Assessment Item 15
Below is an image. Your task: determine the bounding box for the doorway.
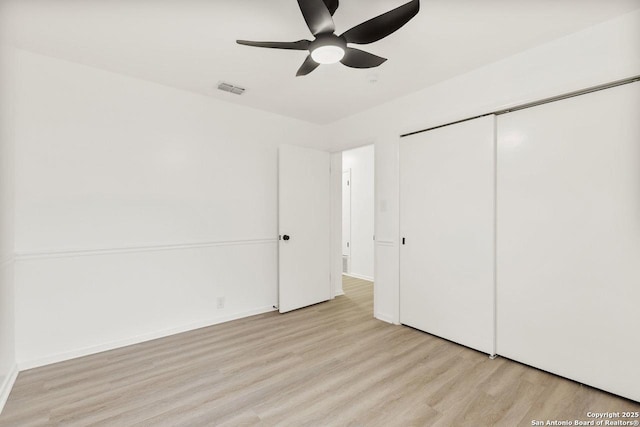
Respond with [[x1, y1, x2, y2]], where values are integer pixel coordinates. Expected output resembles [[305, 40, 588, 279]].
[[341, 145, 375, 291]]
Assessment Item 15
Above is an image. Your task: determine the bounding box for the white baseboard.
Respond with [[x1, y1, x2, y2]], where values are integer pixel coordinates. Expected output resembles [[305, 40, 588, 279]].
[[0, 364, 18, 415], [18, 305, 276, 371], [343, 272, 374, 282], [334, 289, 345, 296]]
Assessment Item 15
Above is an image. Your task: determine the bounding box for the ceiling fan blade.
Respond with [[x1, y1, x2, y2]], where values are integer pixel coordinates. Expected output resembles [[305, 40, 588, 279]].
[[296, 55, 320, 76], [297, 0, 335, 36], [323, 0, 339, 16], [236, 40, 311, 50], [340, 0, 419, 45], [340, 48, 387, 69]]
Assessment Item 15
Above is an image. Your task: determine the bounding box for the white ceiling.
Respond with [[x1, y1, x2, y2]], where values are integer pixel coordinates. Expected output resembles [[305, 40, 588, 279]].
[[3, 0, 639, 124]]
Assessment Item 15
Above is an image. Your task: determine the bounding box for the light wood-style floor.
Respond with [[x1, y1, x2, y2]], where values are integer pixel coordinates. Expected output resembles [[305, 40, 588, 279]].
[[1, 276, 638, 426]]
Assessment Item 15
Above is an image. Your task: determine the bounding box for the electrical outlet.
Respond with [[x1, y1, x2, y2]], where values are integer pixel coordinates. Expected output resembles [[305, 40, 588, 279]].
[[217, 297, 225, 309]]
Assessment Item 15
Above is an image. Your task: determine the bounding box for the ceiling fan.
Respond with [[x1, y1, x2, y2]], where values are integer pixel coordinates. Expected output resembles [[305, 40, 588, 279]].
[[237, 0, 420, 76]]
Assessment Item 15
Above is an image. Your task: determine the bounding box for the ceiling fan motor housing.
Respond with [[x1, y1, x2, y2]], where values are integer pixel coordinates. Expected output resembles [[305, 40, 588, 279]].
[[310, 33, 347, 52]]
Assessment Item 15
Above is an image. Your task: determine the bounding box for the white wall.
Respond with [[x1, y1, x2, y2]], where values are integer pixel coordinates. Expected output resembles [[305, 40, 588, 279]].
[[0, 46, 17, 413], [11, 49, 326, 368], [342, 145, 374, 281], [326, 10, 640, 324], [372, 132, 400, 324]]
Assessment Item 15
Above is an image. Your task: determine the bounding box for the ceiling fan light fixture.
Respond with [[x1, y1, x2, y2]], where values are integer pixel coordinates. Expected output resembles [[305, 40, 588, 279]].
[[311, 44, 345, 64]]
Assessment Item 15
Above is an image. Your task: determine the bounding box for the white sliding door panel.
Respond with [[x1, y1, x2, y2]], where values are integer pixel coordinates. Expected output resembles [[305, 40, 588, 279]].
[[400, 116, 495, 355], [279, 145, 331, 313], [497, 82, 640, 402]]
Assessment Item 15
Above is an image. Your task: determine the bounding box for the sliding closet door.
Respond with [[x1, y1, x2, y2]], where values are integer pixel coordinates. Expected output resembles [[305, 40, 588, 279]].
[[497, 82, 640, 402], [400, 116, 495, 355]]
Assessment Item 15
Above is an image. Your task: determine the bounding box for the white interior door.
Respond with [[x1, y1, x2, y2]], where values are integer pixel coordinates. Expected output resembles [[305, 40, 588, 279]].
[[400, 115, 495, 355], [497, 81, 640, 402], [342, 170, 351, 257], [279, 144, 331, 313]]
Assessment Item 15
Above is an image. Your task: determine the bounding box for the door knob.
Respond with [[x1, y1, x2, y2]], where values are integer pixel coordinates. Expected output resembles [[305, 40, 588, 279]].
[[283, 235, 290, 241]]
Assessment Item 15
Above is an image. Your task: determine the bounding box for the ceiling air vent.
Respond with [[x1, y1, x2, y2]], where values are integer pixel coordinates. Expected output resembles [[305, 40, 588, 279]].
[[217, 82, 246, 95]]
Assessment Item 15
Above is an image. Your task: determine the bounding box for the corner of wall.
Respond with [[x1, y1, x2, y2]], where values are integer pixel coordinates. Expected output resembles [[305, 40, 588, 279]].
[[0, 44, 18, 415]]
